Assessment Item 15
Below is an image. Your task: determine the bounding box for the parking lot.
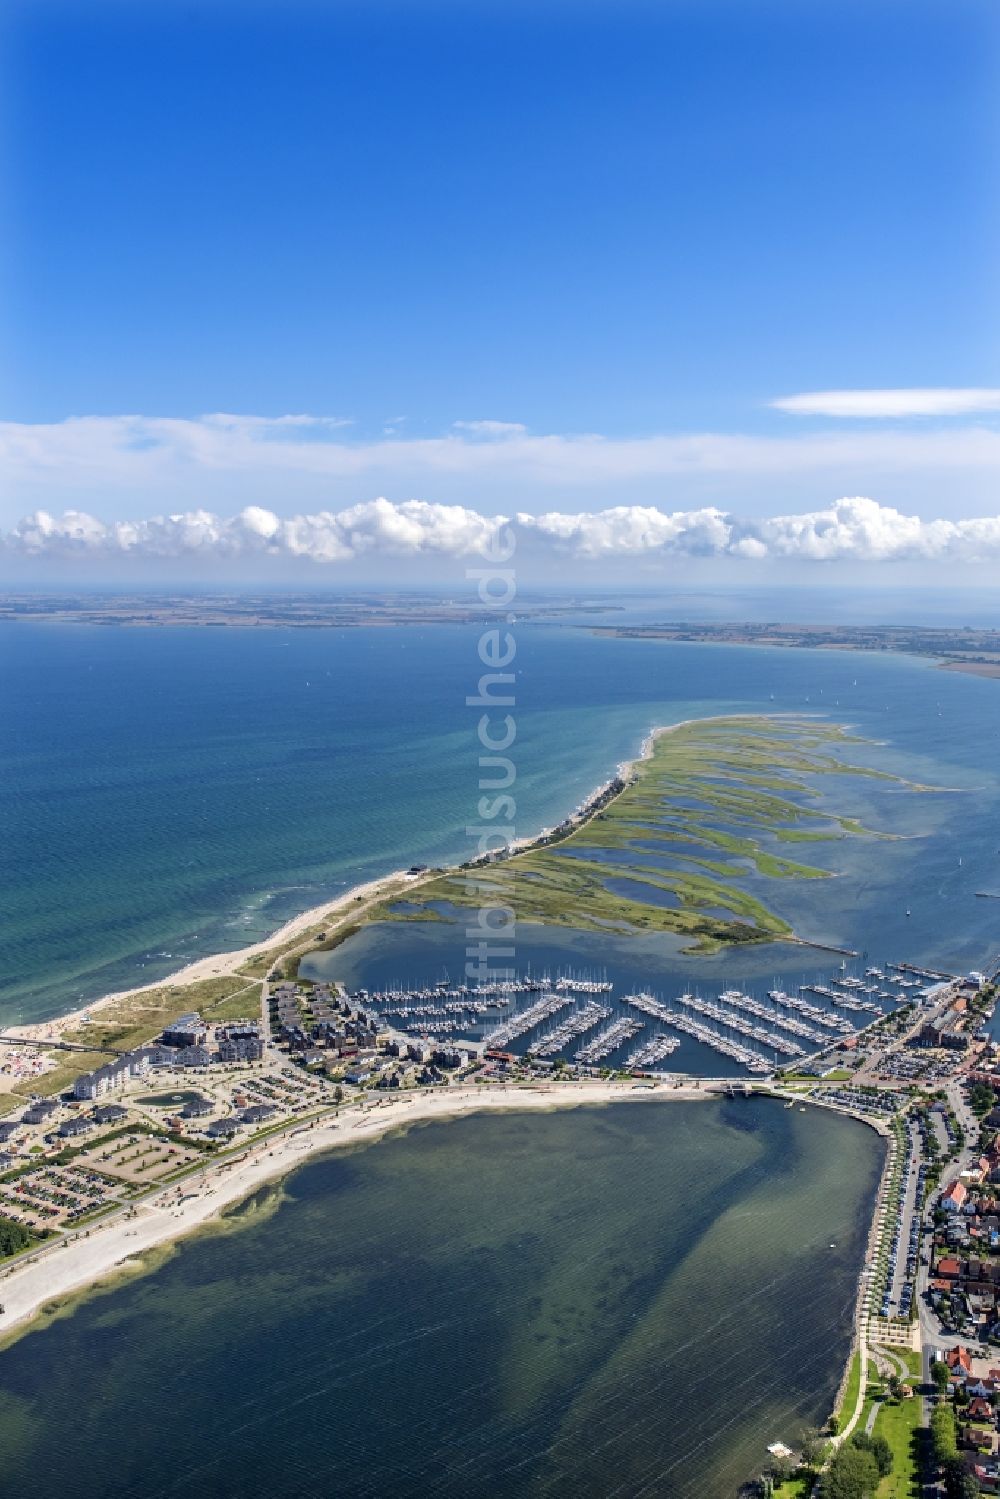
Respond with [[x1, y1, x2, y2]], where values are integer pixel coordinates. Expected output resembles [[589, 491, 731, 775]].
[[78, 1133, 201, 1184], [0, 1161, 128, 1229]]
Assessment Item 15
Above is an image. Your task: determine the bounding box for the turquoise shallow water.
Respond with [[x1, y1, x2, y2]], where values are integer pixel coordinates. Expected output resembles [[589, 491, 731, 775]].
[[0, 1097, 883, 1499], [2, 621, 999, 1024]]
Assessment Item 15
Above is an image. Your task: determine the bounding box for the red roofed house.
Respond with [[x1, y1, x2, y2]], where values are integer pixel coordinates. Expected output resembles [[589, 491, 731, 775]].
[[943, 1182, 969, 1213], [937, 1257, 961, 1279], [946, 1345, 974, 1376], [972, 1462, 1000, 1495]]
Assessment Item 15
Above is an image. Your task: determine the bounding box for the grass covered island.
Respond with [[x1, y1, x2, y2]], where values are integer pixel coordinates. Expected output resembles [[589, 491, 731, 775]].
[[367, 714, 908, 957]]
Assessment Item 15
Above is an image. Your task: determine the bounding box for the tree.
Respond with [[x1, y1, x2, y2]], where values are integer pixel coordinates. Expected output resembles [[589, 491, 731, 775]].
[[968, 1082, 996, 1117], [931, 1403, 960, 1466], [800, 1427, 824, 1466], [0, 1214, 32, 1258], [822, 1444, 881, 1498], [943, 1457, 980, 1499], [933, 1359, 954, 1396], [850, 1431, 893, 1477]]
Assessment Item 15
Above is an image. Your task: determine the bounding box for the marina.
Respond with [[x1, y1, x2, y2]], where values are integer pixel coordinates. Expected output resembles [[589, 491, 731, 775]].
[[673, 992, 806, 1058], [335, 954, 931, 1077]]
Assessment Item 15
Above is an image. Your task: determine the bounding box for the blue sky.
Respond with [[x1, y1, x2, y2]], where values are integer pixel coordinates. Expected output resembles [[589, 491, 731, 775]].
[[2, 0, 999, 577]]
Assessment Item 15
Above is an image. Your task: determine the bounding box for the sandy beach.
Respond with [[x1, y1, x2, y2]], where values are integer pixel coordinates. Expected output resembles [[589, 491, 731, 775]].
[[0, 868, 415, 1053], [0, 1078, 710, 1344]]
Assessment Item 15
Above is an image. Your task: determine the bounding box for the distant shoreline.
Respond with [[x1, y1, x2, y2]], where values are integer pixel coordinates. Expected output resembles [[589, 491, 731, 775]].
[[939, 659, 1000, 679], [588, 622, 1000, 679], [0, 597, 621, 630], [7, 602, 1000, 679]]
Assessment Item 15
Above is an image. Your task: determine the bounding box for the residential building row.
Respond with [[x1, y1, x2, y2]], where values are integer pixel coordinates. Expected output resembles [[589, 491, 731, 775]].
[[72, 1018, 264, 1101]]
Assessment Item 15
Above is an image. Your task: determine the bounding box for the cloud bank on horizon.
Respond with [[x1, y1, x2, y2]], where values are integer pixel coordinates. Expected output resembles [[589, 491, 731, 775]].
[[6, 495, 1000, 567], [3, 392, 999, 574]]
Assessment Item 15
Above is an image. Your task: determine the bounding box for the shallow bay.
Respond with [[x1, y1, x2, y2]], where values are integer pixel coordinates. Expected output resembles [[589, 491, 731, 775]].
[[0, 1096, 882, 1498]]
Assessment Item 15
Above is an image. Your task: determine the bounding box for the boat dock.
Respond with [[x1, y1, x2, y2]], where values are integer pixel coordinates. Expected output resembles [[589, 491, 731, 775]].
[[574, 1017, 642, 1065], [485, 994, 571, 1049], [533, 1001, 610, 1058]]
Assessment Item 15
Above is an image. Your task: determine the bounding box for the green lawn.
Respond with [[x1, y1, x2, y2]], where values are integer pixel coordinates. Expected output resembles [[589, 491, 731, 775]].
[[839, 1348, 865, 1427], [200, 979, 264, 1024], [60, 975, 261, 1054], [872, 1394, 922, 1498], [773, 1478, 814, 1498], [781, 1069, 855, 1083], [775, 1352, 920, 1499]]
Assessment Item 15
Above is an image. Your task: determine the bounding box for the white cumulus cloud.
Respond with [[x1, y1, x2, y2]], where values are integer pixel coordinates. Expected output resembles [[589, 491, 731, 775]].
[[517, 505, 734, 557], [3, 500, 506, 565], [5, 495, 1000, 568]]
